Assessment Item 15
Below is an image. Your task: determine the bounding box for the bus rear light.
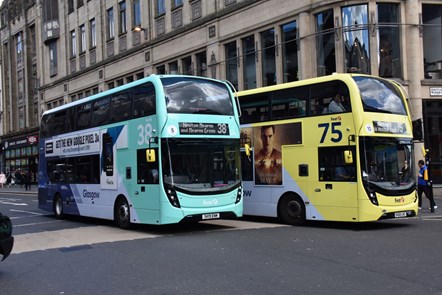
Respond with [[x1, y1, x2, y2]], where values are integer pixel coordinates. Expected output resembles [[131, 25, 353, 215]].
[[235, 186, 242, 204], [165, 187, 181, 208]]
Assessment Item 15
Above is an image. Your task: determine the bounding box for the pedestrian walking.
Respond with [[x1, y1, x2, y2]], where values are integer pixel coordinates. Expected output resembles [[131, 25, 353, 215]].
[[15, 170, 23, 188], [0, 172, 6, 188], [417, 159, 437, 212], [24, 171, 32, 191]]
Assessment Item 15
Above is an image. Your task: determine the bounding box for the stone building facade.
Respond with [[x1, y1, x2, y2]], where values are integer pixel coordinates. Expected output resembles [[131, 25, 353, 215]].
[[0, 0, 442, 184]]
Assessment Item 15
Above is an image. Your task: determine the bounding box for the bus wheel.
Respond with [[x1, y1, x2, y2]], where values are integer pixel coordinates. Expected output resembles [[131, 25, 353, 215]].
[[278, 194, 305, 226], [115, 198, 131, 229], [53, 195, 64, 219]]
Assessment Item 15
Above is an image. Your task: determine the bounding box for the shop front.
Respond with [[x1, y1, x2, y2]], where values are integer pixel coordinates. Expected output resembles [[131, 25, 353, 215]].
[[423, 90, 442, 185], [2, 134, 39, 183]]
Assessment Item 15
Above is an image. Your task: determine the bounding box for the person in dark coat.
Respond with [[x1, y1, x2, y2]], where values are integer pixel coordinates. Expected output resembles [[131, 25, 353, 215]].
[[24, 171, 32, 191]]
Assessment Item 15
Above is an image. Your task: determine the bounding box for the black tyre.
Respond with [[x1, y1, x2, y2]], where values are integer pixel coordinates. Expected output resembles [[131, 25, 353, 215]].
[[115, 198, 131, 229], [278, 194, 306, 225], [53, 195, 64, 219]]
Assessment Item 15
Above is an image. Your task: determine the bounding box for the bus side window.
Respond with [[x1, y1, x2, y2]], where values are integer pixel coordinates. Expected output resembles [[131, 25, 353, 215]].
[[53, 110, 67, 135], [91, 97, 110, 127], [133, 83, 156, 118], [318, 146, 356, 182], [76, 103, 92, 130], [310, 98, 323, 116], [110, 92, 132, 123], [40, 114, 54, 137]]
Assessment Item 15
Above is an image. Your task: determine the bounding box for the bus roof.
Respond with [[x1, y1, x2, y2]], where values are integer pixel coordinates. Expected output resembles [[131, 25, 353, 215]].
[[42, 74, 226, 116], [235, 73, 385, 97]]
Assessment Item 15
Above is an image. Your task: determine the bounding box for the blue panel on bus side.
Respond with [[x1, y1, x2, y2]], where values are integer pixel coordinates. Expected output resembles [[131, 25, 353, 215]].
[[100, 125, 124, 175]]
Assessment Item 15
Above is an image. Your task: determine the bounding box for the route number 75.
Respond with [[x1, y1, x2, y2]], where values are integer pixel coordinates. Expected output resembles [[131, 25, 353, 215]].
[[318, 122, 342, 143]]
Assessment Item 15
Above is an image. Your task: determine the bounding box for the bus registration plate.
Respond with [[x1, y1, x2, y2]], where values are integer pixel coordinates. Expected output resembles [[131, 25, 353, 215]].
[[202, 213, 220, 220], [394, 212, 407, 218]]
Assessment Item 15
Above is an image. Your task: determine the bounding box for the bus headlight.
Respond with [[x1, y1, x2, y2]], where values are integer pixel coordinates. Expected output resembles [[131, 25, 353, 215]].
[[235, 186, 242, 204], [165, 186, 181, 208], [368, 190, 378, 206]]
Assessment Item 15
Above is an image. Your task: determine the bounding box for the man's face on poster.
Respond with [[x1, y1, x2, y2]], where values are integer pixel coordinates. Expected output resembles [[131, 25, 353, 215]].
[[261, 126, 275, 153]]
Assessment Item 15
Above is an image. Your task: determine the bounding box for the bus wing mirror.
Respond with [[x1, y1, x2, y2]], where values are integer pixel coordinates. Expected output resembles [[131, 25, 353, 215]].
[[344, 150, 353, 164], [146, 149, 156, 162], [244, 144, 251, 157]]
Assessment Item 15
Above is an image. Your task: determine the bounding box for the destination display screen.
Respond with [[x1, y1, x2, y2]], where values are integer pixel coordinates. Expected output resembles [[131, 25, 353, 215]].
[[179, 122, 230, 135], [373, 121, 407, 134]]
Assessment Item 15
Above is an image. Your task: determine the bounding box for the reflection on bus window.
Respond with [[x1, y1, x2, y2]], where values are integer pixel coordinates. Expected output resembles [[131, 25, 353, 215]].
[[163, 77, 233, 115]]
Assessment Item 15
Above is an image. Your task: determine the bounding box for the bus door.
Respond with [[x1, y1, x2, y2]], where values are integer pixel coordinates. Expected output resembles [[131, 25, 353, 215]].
[[311, 146, 358, 221], [134, 148, 160, 219]]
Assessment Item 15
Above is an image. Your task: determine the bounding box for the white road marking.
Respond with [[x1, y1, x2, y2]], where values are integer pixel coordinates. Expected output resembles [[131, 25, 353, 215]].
[[0, 201, 27, 206], [9, 209, 45, 215], [13, 220, 63, 227]]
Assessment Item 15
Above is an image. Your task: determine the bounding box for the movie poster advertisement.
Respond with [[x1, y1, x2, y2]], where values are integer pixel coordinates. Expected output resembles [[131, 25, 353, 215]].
[[242, 123, 301, 185]]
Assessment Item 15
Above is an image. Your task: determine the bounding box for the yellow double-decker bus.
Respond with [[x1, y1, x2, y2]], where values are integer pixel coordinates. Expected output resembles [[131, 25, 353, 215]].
[[238, 74, 417, 225]]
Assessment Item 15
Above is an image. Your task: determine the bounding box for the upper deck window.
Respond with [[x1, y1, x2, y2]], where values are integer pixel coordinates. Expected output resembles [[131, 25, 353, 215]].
[[353, 76, 406, 115], [162, 77, 233, 115]]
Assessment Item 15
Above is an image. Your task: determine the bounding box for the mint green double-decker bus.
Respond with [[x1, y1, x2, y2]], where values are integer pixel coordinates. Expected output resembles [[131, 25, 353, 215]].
[[38, 75, 243, 228]]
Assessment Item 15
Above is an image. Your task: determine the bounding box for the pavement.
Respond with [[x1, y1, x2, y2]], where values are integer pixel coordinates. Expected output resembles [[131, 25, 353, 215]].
[[0, 184, 38, 195]]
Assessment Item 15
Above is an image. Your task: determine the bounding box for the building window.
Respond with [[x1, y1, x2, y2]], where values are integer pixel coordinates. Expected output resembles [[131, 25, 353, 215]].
[[225, 41, 238, 90], [90, 18, 96, 48], [422, 4, 442, 80], [172, 0, 183, 9], [30, 25, 36, 57], [68, 0, 74, 13], [316, 9, 336, 76], [133, 0, 141, 27], [281, 21, 298, 82], [182, 56, 192, 75], [107, 8, 115, 40], [342, 5, 370, 74], [19, 107, 25, 129], [196, 51, 207, 77], [242, 35, 256, 90], [169, 61, 178, 74], [261, 28, 276, 86], [77, 0, 84, 8], [49, 41, 58, 76], [119, 1, 127, 34], [157, 0, 166, 15], [156, 65, 166, 74], [80, 24, 86, 53], [15, 32, 23, 64], [377, 4, 401, 79], [70, 30, 76, 57]]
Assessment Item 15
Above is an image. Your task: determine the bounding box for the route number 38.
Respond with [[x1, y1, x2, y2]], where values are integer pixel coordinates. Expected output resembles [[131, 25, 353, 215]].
[[137, 123, 154, 145]]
